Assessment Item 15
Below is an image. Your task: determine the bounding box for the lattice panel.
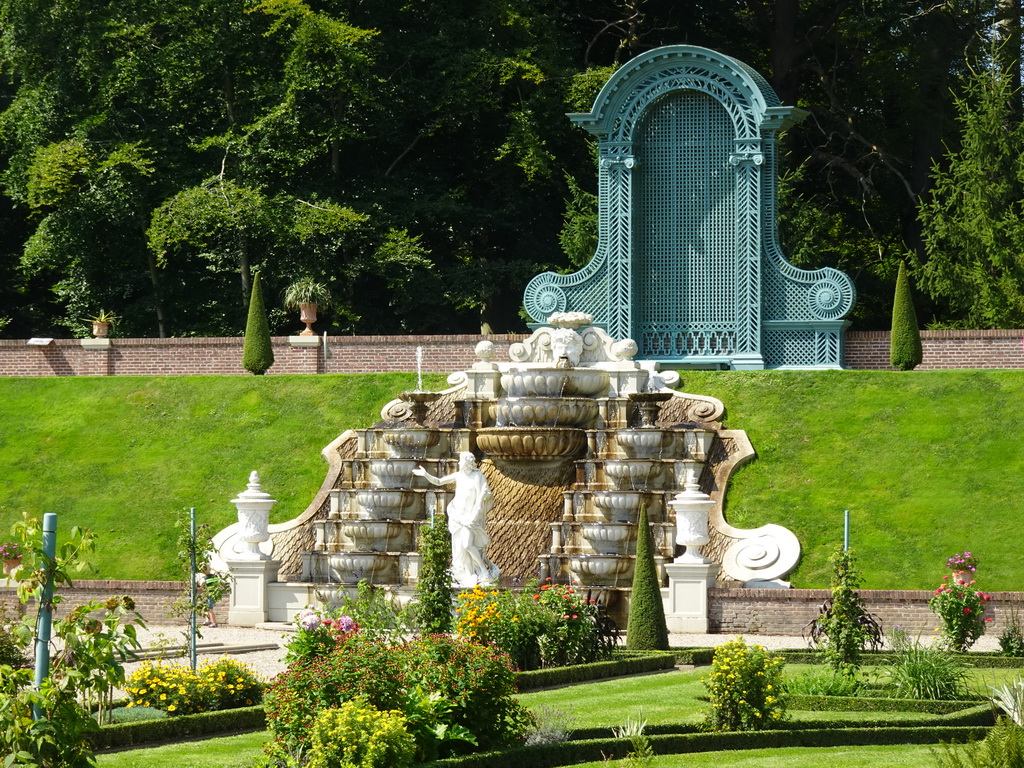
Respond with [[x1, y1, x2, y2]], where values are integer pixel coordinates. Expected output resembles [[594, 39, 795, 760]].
[[763, 329, 818, 367], [635, 91, 736, 358]]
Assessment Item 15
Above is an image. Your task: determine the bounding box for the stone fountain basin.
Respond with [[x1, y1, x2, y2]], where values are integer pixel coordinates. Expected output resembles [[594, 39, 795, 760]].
[[615, 429, 674, 459], [337, 520, 412, 552], [355, 489, 416, 519], [368, 459, 418, 489], [500, 368, 610, 398], [681, 429, 716, 461], [603, 460, 666, 490], [326, 552, 400, 583], [580, 523, 636, 555], [569, 554, 634, 586], [476, 427, 586, 461], [382, 428, 440, 458], [488, 397, 599, 428], [590, 491, 644, 522]]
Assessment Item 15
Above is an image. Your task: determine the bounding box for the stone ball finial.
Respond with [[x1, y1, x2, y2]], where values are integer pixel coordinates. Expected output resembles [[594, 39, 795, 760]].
[[475, 340, 495, 362]]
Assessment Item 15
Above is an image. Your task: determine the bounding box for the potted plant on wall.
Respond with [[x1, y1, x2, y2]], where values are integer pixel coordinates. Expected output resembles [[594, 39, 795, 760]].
[[0, 541, 23, 576], [83, 310, 118, 338], [283, 277, 332, 337]]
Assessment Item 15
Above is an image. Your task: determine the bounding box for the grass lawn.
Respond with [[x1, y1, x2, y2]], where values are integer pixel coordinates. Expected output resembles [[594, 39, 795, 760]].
[[576, 743, 939, 767], [2, 369, 1023, 587], [95, 730, 268, 768], [0, 373, 447, 579]]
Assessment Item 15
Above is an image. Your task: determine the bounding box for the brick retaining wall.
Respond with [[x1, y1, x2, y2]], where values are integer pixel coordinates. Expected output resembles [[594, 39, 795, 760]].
[[4, 580, 1021, 638], [2, 330, 1023, 376], [710, 588, 1024, 636]]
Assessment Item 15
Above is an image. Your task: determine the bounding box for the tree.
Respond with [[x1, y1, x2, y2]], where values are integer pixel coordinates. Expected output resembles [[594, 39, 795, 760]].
[[625, 504, 668, 650], [916, 59, 1024, 328], [890, 261, 923, 370], [242, 271, 274, 375], [413, 515, 453, 635]]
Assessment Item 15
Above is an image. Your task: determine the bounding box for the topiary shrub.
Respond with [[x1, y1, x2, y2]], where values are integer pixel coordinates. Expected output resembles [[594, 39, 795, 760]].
[[242, 271, 274, 375], [625, 505, 669, 651], [890, 261, 923, 371]]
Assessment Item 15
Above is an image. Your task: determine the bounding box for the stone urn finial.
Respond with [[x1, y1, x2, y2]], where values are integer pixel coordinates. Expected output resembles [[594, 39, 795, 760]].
[[230, 470, 277, 560]]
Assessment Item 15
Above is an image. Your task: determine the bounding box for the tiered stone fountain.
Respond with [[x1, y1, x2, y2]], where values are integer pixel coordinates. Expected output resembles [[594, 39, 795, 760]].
[[213, 313, 801, 627]]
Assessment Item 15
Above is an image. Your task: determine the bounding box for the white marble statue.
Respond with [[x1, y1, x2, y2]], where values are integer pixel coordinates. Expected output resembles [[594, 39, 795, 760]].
[[413, 452, 500, 588]]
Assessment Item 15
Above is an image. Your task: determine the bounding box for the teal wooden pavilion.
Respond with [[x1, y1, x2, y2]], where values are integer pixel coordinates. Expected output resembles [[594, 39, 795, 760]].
[[523, 45, 855, 369]]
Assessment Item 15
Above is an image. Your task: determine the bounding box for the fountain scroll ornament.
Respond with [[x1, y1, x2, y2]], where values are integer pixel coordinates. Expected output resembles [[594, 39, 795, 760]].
[[413, 452, 500, 588]]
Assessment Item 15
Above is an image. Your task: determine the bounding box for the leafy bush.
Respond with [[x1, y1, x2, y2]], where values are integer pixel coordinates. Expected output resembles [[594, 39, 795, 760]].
[[1001, 610, 1024, 658], [414, 517, 454, 635], [454, 581, 608, 671], [107, 705, 168, 724], [284, 606, 358, 663], [333, 580, 415, 644], [785, 669, 862, 697], [264, 632, 532, 763], [933, 717, 1024, 768], [805, 547, 882, 674], [885, 629, 970, 700], [125, 657, 263, 715], [702, 638, 786, 731], [930, 576, 992, 651], [0, 604, 29, 669], [306, 699, 416, 768]]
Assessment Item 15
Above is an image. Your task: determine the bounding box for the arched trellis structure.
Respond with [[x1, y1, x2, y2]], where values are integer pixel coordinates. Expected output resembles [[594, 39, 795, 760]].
[[523, 45, 855, 369]]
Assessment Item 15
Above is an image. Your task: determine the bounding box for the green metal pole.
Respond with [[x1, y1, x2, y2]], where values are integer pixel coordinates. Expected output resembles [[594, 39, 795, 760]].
[[32, 512, 57, 719], [190, 507, 197, 671]]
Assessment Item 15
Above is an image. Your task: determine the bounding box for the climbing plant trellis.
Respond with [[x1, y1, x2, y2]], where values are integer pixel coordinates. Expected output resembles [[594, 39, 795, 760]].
[[524, 45, 855, 369]]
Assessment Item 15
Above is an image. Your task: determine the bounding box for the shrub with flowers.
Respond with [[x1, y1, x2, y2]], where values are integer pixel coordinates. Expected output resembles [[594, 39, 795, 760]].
[[263, 632, 532, 763], [283, 606, 359, 663], [454, 580, 608, 670], [946, 551, 979, 577], [930, 576, 992, 652], [125, 657, 263, 715], [702, 637, 786, 731], [306, 699, 416, 768], [0, 541, 23, 561]]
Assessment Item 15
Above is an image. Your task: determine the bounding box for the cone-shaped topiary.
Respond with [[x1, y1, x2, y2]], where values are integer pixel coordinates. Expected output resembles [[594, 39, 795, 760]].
[[242, 272, 275, 375], [625, 504, 669, 650], [890, 261, 922, 371]]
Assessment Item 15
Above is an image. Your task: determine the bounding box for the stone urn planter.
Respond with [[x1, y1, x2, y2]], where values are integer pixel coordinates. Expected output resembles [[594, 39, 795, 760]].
[[3, 559, 19, 576], [284, 277, 332, 337]]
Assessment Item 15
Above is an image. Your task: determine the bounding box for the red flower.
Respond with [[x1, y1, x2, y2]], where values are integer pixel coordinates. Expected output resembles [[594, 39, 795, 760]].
[[986, 617, 993, 622], [963, 608, 971, 614]]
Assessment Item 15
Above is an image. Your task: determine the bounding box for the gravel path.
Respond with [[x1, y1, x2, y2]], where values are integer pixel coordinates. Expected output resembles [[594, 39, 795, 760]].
[[122, 624, 1003, 687]]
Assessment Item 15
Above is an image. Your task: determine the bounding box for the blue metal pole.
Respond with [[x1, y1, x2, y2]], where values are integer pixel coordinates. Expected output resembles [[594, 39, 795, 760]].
[[190, 507, 197, 671], [843, 510, 850, 552], [32, 512, 57, 719]]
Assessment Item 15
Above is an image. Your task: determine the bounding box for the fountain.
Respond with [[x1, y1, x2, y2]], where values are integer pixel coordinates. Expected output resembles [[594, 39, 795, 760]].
[[214, 311, 803, 628]]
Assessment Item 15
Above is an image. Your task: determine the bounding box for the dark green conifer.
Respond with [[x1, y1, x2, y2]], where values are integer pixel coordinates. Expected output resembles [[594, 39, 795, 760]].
[[242, 272, 274, 375], [890, 261, 923, 371], [625, 504, 669, 650], [414, 515, 454, 635]]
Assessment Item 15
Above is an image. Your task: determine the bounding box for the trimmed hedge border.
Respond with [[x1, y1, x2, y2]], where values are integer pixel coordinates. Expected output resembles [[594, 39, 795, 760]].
[[91, 706, 265, 751], [423, 726, 993, 768], [768, 650, 1024, 667], [786, 695, 989, 716], [515, 651, 676, 691]]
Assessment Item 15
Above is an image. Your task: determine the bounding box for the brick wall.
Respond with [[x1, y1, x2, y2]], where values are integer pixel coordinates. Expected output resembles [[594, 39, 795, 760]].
[[845, 329, 1024, 370], [3, 330, 1024, 376], [3, 580, 1021, 638], [0, 335, 526, 377], [710, 588, 1024, 636], [0, 580, 228, 626]]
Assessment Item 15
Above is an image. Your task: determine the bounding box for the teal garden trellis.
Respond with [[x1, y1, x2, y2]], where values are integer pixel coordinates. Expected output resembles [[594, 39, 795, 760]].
[[523, 45, 855, 369]]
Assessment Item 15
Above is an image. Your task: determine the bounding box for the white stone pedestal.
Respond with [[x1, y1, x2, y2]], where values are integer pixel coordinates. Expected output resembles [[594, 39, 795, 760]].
[[226, 559, 280, 626], [662, 560, 719, 633]]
